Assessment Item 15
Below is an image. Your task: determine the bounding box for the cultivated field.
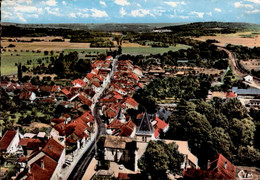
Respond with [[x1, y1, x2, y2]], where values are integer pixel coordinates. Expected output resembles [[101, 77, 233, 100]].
[[2, 41, 92, 51], [193, 32, 260, 47], [122, 44, 190, 55], [1, 51, 53, 75], [1, 36, 190, 75], [240, 59, 260, 71]]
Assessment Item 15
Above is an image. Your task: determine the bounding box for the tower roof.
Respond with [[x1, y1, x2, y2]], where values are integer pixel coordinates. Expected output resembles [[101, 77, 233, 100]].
[[136, 113, 154, 136]]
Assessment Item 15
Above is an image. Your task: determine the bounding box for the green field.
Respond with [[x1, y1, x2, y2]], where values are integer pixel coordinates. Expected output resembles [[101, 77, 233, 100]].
[[1, 52, 56, 75], [122, 44, 191, 55]]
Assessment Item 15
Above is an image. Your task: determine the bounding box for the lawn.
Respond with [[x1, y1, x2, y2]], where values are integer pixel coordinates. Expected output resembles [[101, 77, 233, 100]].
[[122, 44, 191, 55], [1, 51, 55, 75]]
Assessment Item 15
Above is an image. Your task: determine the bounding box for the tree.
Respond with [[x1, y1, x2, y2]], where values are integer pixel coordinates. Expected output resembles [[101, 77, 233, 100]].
[[138, 141, 183, 179], [117, 45, 122, 55], [17, 63, 22, 81]]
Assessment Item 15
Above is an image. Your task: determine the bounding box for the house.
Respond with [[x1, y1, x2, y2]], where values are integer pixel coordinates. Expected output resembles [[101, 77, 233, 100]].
[[123, 97, 139, 110], [244, 75, 253, 83], [151, 115, 169, 138], [106, 56, 113, 61], [18, 138, 43, 156], [0, 130, 21, 156], [232, 87, 260, 98], [133, 65, 143, 77], [16, 138, 65, 180], [19, 91, 37, 102], [183, 154, 236, 180], [164, 140, 199, 169], [104, 135, 138, 171], [72, 79, 86, 87]]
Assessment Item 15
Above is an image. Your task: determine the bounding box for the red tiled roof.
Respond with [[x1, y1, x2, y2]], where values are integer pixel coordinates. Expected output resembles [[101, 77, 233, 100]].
[[18, 138, 41, 147], [117, 124, 134, 137], [114, 94, 123, 100], [42, 138, 64, 161], [184, 154, 236, 180], [106, 56, 113, 59], [19, 91, 32, 100], [39, 97, 56, 104], [129, 73, 139, 81], [18, 156, 27, 162], [134, 65, 143, 71], [209, 154, 236, 179], [226, 92, 236, 98], [107, 110, 117, 118], [107, 119, 123, 129], [40, 85, 59, 92], [54, 122, 66, 136], [61, 88, 70, 95], [92, 81, 101, 88], [51, 118, 65, 124], [118, 173, 131, 180], [86, 73, 94, 80], [124, 97, 139, 108], [136, 113, 143, 119], [29, 155, 57, 180], [78, 94, 93, 106], [152, 117, 168, 138], [0, 130, 17, 150], [72, 79, 86, 87]]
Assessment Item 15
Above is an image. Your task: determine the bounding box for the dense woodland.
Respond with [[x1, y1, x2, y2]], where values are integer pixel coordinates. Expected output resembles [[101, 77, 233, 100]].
[[166, 99, 260, 167]]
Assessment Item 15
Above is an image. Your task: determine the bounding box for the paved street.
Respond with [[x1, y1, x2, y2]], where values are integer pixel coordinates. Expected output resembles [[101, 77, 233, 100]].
[[67, 56, 118, 180]]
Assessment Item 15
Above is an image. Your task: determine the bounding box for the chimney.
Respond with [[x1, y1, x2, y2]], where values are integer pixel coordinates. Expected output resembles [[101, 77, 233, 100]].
[[41, 159, 44, 169], [207, 160, 211, 169]]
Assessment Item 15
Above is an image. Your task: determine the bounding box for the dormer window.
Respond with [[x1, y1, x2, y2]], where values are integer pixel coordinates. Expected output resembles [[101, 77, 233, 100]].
[[224, 161, 227, 169]]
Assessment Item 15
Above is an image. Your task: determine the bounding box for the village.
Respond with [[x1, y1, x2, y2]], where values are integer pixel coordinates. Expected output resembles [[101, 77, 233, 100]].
[[1, 47, 260, 180]]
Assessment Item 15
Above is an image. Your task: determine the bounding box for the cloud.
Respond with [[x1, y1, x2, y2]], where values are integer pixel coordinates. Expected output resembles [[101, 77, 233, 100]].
[[16, 13, 27, 22], [207, 12, 213, 16], [136, 3, 141, 7], [14, 5, 39, 13], [179, 15, 189, 19], [2, 11, 13, 19], [45, 7, 61, 16], [62, 1, 67, 5], [120, 8, 127, 16], [69, 13, 77, 18], [190, 11, 204, 18], [46, 0, 57, 6], [234, 2, 253, 8], [245, 9, 260, 13], [245, 0, 260, 4], [114, 0, 130, 6], [165, 1, 177, 7], [100, 1, 106, 6], [215, 8, 222, 12], [78, 12, 89, 18], [131, 9, 153, 17], [90, 8, 108, 18], [27, 14, 39, 18], [164, 1, 186, 7], [17, 0, 33, 4]]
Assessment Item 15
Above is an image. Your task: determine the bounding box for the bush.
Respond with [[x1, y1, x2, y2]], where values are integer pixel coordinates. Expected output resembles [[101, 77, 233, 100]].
[[8, 44, 15, 48]]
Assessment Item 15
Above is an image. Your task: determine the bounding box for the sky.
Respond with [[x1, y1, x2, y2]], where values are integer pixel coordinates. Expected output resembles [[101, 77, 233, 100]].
[[2, 0, 260, 24]]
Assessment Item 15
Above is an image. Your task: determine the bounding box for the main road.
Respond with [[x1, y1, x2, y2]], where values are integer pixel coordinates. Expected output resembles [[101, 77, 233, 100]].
[[218, 47, 260, 88], [68, 56, 118, 180]]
